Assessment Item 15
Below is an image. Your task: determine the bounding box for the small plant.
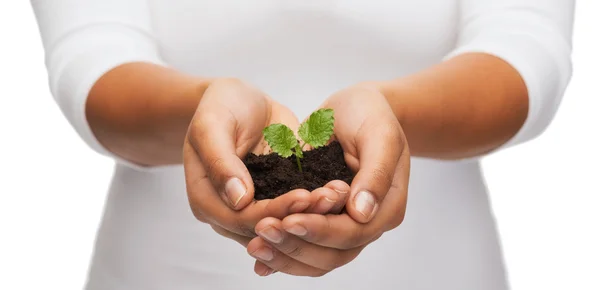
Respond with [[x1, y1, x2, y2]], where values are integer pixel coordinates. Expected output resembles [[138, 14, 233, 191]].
[[262, 108, 335, 172]]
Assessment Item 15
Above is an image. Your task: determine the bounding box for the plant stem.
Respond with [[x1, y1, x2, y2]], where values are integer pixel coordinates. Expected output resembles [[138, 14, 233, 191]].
[[295, 153, 302, 172], [293, 144, 303, 172]]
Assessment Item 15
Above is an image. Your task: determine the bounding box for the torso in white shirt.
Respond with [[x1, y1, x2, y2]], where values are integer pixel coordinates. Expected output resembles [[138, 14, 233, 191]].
[[86, 1, 509, 289]]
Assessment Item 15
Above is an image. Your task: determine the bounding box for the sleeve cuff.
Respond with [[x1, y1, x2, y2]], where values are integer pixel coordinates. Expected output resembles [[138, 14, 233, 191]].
[[443, 30, 572, 161], [49, 25, 170, 171]]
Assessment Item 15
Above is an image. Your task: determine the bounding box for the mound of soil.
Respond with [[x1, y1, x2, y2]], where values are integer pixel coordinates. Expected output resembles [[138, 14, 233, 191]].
[[244, 141, 354, 200]]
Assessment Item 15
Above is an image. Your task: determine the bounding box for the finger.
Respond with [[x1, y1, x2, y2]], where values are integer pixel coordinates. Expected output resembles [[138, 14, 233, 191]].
[[347, 117, 404, 223], [199, 186, 312, 237], [380, 147, 411, 232], [254, 261, 276, 277], [185, 140, 255, 235], [188, 105, 255, 210], [306, 180, 350, 214], [283, 173, 407, 250], [247, 237, 328, 277], [282, 214, 369, 250], [262, 189, 313, 217], [210, 224, 252, 247], [306, 187, 338, 215], [233, 189, 313, 235], [284, 213, 386, 250], [254, 217, 361, 271], [322, 180, 350, 214]]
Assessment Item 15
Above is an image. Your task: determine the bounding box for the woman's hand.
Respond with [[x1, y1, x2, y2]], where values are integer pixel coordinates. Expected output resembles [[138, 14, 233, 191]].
[[183, 78, 349, 245], [247, 84, 410, 276]]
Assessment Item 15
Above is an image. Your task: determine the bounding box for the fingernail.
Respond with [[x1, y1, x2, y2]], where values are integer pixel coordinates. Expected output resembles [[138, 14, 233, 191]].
[[315, 197, 336, 213], [334, 188, 348, 197], [263, 268, 276, 276], [289, 201, 310, 213], [259, 226, 283, 244], [354, 191, 377, 220], [225, 178, 247, 207], [252, 247, 274, 261], [286, 224, 307, 236]]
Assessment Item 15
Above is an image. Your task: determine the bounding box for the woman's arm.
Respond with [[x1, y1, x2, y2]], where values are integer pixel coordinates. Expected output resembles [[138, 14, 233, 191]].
[[31, 0, 208, 167], [380, 53, 528, 159], [377, 0, 574, 159], [87, 63, 211, 166]]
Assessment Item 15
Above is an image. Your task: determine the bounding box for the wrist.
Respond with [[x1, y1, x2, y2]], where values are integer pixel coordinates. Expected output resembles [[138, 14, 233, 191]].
[[350, 79, 409, 125]]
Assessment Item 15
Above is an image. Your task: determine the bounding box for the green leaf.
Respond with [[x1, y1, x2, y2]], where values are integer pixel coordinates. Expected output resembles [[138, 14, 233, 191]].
[[298, 108, 335, 148], [262, 123, 299, 158]]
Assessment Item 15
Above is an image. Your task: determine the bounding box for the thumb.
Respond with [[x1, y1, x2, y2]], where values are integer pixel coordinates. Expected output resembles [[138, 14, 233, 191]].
[[188, 110, 255, 210], [346, 121, 404, 223]]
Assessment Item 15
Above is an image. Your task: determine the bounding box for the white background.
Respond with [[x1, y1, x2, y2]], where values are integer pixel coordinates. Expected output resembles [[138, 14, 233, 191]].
[[0, 1, 598, 289]]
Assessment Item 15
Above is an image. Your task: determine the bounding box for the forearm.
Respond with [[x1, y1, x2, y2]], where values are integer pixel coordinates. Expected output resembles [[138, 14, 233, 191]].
[[87, 62, 212, 166], [378, 53, 529, 159]]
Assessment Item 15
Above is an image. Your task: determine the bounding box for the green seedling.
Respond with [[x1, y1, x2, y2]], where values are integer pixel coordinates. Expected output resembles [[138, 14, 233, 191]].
[[262, 108, 335, 172]]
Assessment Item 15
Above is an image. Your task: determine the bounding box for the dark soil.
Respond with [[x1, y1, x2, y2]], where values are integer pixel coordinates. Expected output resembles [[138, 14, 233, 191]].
[[244, 141, 355, 200]]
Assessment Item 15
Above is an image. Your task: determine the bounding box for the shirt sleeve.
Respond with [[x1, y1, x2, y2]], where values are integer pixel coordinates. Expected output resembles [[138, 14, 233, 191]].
[[445, 0, 575, 158], [31, 0, 166, 169]]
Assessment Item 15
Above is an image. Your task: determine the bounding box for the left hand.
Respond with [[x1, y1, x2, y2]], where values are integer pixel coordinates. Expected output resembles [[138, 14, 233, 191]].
[[246, 84, 411, 276]]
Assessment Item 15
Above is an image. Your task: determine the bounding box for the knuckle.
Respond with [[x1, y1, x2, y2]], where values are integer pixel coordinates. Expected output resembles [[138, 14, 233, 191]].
[[282, 243, 304, 258], [207, 156, 228, 179], [277, 259, 294, 274], [233, 219, 256, 237], [370, 164, 394, 189]]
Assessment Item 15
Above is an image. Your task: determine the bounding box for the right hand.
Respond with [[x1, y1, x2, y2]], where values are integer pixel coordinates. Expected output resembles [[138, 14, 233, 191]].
[[183, 78, 349, 245]]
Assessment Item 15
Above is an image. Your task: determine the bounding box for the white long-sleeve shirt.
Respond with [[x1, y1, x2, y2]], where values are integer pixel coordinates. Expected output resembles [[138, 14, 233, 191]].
[[31, 1, 574, 289]]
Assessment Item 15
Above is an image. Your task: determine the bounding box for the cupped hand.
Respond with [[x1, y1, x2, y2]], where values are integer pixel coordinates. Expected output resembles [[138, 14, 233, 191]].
[[248, 84, 410, 276], [183, 78, 349, 245]]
